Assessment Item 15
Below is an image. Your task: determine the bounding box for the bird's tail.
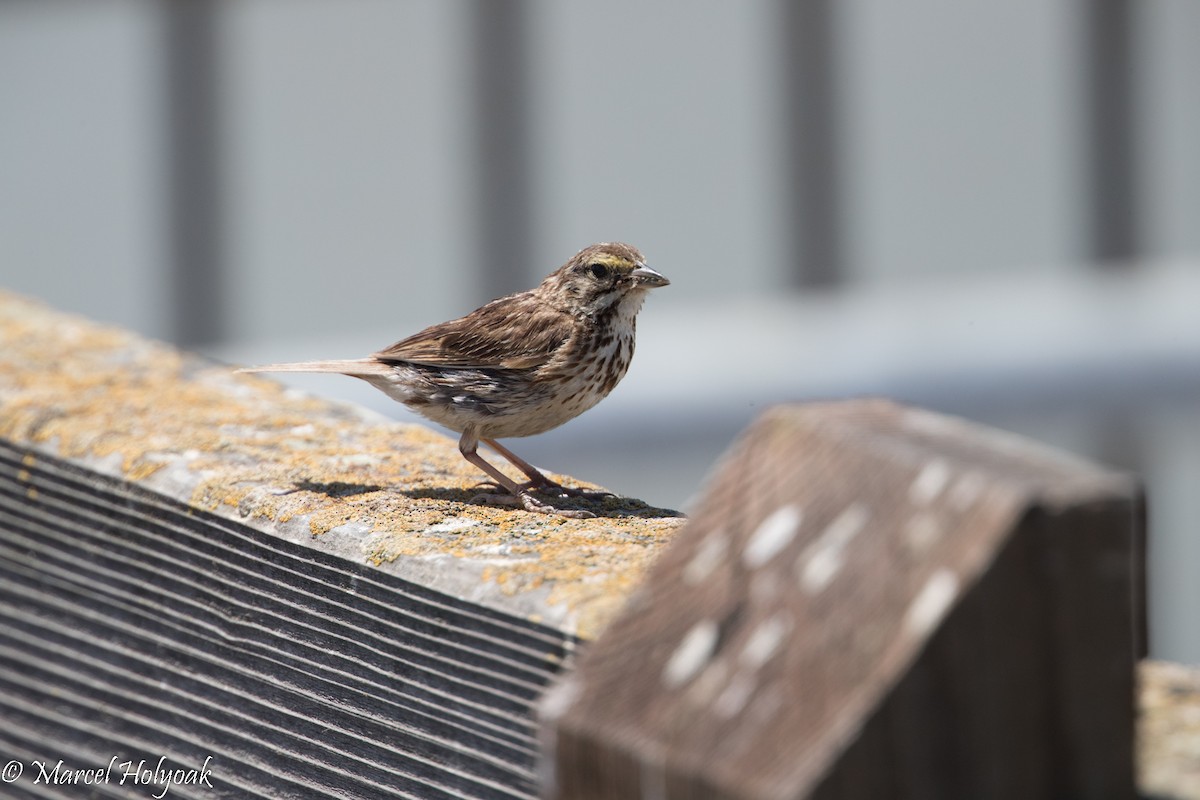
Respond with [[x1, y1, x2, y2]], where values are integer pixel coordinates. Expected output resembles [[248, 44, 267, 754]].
[[237, 358, 392, 377]]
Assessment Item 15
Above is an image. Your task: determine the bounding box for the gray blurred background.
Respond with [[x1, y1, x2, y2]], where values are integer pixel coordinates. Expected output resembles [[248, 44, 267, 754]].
[[2, 1, 1198, 661]]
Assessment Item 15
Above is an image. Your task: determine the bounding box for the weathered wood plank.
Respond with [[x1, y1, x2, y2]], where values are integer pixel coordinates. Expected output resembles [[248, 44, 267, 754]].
[[541, 400, 1143, 800], [0, 290, 685, 641], [0, 289, 683, 798], [1, 441, 563, 798]]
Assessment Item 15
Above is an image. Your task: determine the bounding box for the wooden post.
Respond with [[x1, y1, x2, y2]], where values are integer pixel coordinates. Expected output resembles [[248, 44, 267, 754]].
[[541, 400, 1143, 799]]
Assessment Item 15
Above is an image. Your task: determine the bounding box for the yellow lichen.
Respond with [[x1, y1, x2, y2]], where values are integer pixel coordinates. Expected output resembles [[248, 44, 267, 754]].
[[0, 290, 685, 639]]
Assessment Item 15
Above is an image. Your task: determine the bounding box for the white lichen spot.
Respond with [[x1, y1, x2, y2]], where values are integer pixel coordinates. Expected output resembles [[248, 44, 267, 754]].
[[425, 517, 480, 533], [683, 532, 730, 585], [905, 569, 960, 637], [713, 673, 756, 719], [663, 619, 720, 689], [539, 676, 581, 723], [340, 453, 382, 467], [949, 470, 986, 511], [909, 459, 951, 506], [740, 613, 791, 670], [742, 505, 803, 569], [797, 503, 870, 594]]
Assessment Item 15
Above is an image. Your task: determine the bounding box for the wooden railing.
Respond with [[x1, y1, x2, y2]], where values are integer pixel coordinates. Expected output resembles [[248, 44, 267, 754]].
[[0, 291, 1188, 799]]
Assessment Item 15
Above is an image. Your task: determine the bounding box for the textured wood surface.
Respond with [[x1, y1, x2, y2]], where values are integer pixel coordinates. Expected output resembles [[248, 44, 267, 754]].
[[0, 290, 684, 641], [0, 440, 568, 798], [541, 400, 1143, 800], [0, 289, 682, 797], [0, 291, 1180, 798]]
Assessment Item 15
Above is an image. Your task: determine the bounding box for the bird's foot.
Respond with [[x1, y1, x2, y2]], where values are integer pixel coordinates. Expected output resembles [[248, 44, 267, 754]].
[[470, 489, 596, 519]]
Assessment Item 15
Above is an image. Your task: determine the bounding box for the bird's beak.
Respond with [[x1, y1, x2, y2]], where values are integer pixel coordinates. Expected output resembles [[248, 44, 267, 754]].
[[630, 265, 670, 288]]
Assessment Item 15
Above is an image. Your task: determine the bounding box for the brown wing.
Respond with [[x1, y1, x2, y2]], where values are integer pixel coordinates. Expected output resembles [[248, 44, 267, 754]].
[[372, 295, 573, 370]]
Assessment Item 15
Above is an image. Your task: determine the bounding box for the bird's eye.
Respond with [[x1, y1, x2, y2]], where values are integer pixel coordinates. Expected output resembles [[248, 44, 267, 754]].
[[589, 263, 609, 279]]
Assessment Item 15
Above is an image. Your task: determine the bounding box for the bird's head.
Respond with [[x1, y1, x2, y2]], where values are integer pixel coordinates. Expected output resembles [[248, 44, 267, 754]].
[[540, 242, 669, 318]]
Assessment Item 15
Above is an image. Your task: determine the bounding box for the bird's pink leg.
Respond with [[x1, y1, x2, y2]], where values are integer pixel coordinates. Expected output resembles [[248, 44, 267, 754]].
[[483, 438, 615, 500], [458, 433, 595, 518]]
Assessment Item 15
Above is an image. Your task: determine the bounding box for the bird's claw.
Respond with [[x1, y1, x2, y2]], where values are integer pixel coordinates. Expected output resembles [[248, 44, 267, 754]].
[[470, 490, 596, 519], [477, 478, 611, 499], [521, 492, 596, 519]]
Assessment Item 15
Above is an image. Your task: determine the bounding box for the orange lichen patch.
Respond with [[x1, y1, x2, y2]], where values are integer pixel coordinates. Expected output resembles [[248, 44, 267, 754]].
[[0, 291, 684, 638]]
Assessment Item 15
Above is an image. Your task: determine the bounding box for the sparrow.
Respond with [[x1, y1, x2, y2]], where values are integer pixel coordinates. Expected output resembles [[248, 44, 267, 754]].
[[239, 242, 668, 518]]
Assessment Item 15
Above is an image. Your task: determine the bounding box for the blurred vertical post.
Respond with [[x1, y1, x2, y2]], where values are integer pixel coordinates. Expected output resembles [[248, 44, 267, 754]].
[[1084, 0, 1138, 268], [164, 0, 224, 346], [781, 0, 842, 289], [469, 0, 534, 302]]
